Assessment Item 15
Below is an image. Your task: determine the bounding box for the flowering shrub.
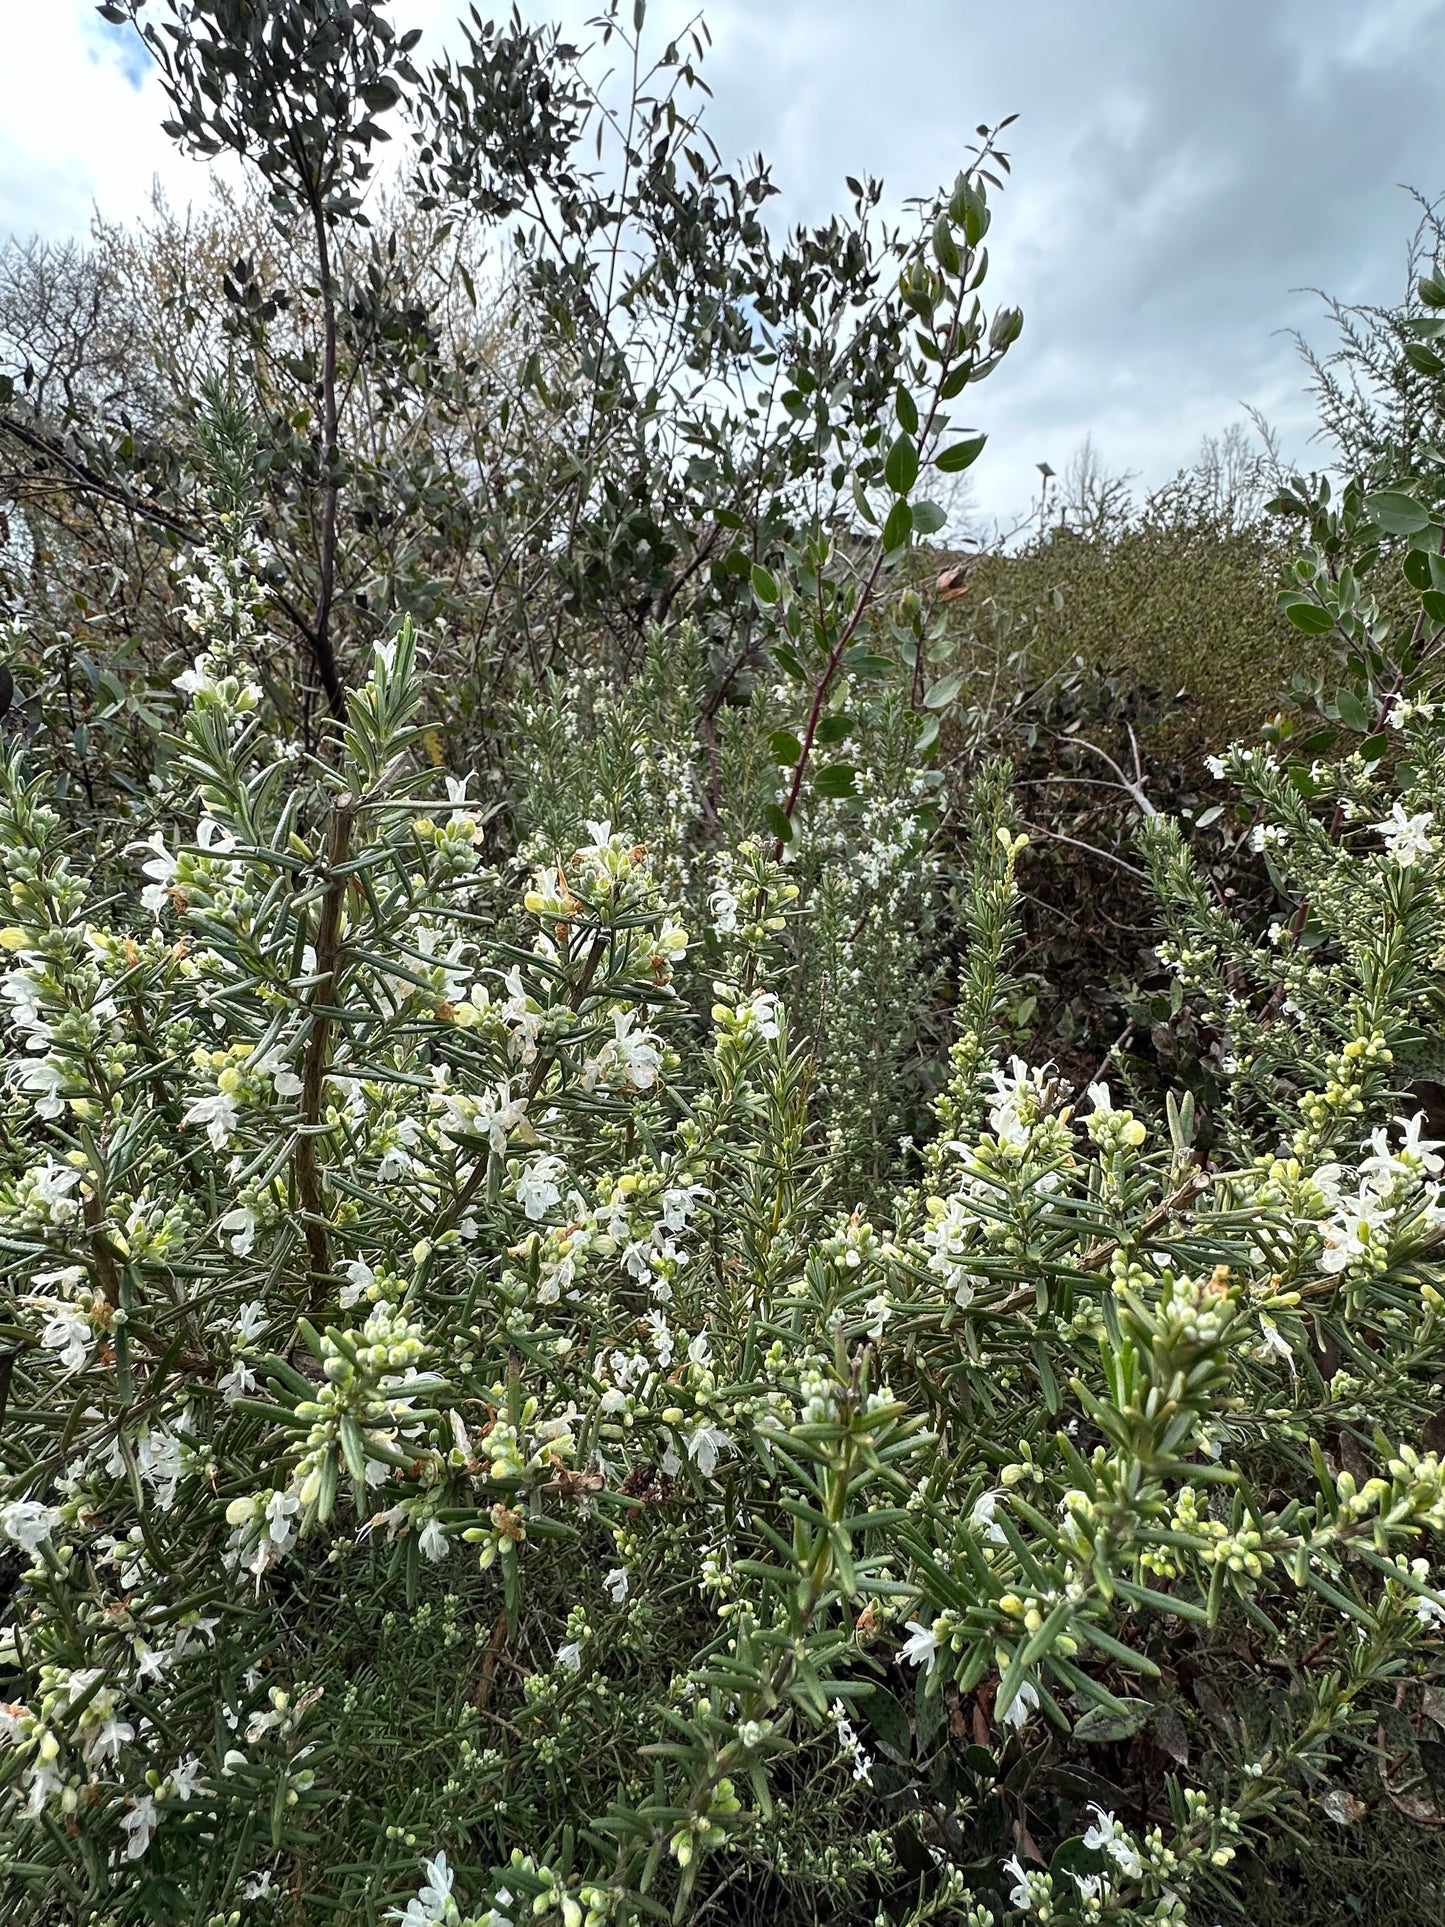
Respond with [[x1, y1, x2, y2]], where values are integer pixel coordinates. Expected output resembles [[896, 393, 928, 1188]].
[[5, 7, 1445, 1918], [4, 481, 1445, 1927]]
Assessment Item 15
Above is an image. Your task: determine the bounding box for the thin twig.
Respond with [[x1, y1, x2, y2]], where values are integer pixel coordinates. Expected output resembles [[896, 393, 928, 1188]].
[[297, 801, 355, 1305]]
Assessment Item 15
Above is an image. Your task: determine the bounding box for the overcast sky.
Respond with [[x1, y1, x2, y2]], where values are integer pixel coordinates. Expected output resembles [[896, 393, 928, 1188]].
[[6, 0, 1445, 523]]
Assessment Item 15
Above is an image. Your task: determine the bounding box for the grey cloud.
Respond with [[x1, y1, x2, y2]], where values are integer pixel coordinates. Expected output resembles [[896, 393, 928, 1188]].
[[614, 0, 1445, 519], [11, 0, 1445, 523]]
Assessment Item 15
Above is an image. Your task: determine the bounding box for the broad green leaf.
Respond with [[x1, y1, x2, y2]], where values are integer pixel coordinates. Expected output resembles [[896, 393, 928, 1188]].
[[1072, 1697, 1152, 1743], [937, 434, 986, 473], [923, 670, 965, 710], [768, 729, 803, 766], [912, 499, 947, 536], [931, 213, 961, 278], [1404, 547, 1434, 590], [751, 563, 780, 604], [862, 1684, 913, 1760], [885, 434, 919, 496], [1281, 598, 1335, 635], [1335, 689, 1371, 733], [1365, 490, 1433, 535], [956, 179, 988, 246], [843, 646, 896, 676], [894, 387, 919, 435], [813, 763, 857, 798], [882, 499, 914, 551], [762, 802, 793, 845]]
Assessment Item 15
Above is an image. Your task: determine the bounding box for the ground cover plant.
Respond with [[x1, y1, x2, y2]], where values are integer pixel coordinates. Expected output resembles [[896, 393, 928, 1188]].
[[6, 5, 1445, 1925]]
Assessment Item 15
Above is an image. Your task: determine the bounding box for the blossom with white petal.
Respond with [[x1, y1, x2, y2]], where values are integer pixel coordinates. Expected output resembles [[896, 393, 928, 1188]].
[[971, 1490, 1008, 1544], [604, 1566, 629, 1604], [219, 1360, 257, 1403], [1001, 1679, 1040, 1729], [685, 1421, 732, 1477], [418, 1517, 449, 1563], [234, 1300, 267, 1343], [138, 834, 178, 914], [386, 1851, 457, 1926], [1003, 1853, 1034, 1911], [121, 1794, 159, 1859], [0, 1699, 31, 1743], [0, 1499, 62, 1554], [31, 1162, 81, 1211], [900, 1620, 938, 1674], [14, 1055, 65, 1119], [182, 1090, 239, 1150], [252, 1050, 303, 1098], [831, 1698, 874, 1785], [1372, 800, 1435, 867], [218, 1205, 257, 1256], [340, 1258, 375, 1309], [137, 1429, 183, 1511], [1082, 1804, 1121, 1852], [133, 1641, 172, 1685], [39, 1305, 93, 1375], [516, 1154, 565, 1224], [87, 1712, 136, 1764], [1257, 1316, 1296, 1375]]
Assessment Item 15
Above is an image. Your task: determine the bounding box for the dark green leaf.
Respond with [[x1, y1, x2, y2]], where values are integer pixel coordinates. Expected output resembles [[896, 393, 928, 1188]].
[[1335, 689, 1371, 733], [843, 647, 895, 676], [762, 803, 793, 846], [957, 180, 989, 246], [914, 1667, 945, 1751], [813, 763, 857, 799], [882, 499, 914, 551], [751, 563, 779, 605], [936, 434, 986, 473], [885, 434, 919, 496], [932, 214, 961, 278], [1072, 1697, 1152, 1743], [1405, 548, 1434, 590], [1282, 599, 1335, 635], [862, 1683, 913, 1761]]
